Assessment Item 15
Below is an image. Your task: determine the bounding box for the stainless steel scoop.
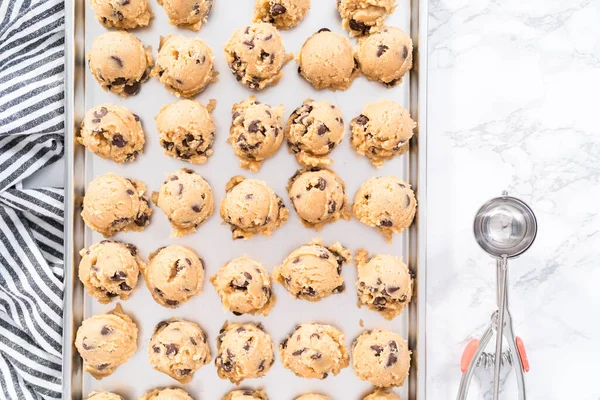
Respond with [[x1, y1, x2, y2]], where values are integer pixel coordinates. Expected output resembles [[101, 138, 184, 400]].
[[457, 191, 537, 400]]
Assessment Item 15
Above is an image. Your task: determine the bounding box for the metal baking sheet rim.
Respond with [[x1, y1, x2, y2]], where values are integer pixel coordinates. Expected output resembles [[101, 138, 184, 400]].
[[61, 0, 429, 398]]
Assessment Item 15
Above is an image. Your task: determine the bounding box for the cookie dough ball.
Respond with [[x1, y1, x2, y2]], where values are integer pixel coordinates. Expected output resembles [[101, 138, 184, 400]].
[[280, 323, 349, 379], [352, 329, 411, 387], [297, 29, 358, 90], [220, 176, 289, 240], [254, 0, 310, 29], [81, 173, 152, 237], [152, 169, 214, 237], [337, 0, 396, 37], [155, 99, 216, 164], [273, 238, 350, 301], [356, 26, 413, 86], [363, 389, 401, 400], [74, 304, 137, 379], [158, 0, 213, 30], [355, 250, 413, 320], [90, 0, 152, 29], [140, 388, 193, 400], [224, 23, 292, 90], [211, 256, 275, 316], [78, 104, 144, 163], [153, 35, 217, 98], [88, 31, 153, 97], [288, 168, 349, 230], [351, 101, 415, 167], [353, 177, 416, 242], [229, 96, 285, 171], [149, 318, 211, 383], [78, 240, 144, 303], [224, 389, 268, 400], [85, 392, 123, 400], [215, 322, 275, 384], [296, 396, 330, 400], [285, 99, 345, 166], [142, 245, 204, 308]]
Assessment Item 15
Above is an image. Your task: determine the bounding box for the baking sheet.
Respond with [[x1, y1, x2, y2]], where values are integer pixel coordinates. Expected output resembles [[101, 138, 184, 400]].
[[63, 0, 427, 398]]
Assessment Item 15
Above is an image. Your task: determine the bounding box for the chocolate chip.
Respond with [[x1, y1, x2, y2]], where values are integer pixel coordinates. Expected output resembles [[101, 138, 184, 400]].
[[318, 28, 331, 33], [82, 340, 93, 350], [374, 296, 387, 306], [93, 107, 108, 119], [110, 55, 123, 68], [112, 77, 127, 86], [257, 359, 265, 372], [123, 81, 140, 95], [379, 219, 393, 227], [370, 345, 384, 356], [349, 19, 368, 34], [96, 363, 110, 371], [178, 368, 192, 376], [120, 0, 130, 5], [243, 39, 255, 49], [186, 258, 192, 266], [192, 204, 202, 213], [189, 336, 197, 346], [293, 257, 301, 263], [153, 345, 160, 353], [333, 283, 345, 293], [165, 343, 179, 356], [119, 282, 132, 291], [232, 311, 242, 316], [405, 194, 412, 207], [387, 353, 398, 367], [292, 348, 305, 356], [311, 352, 322, 359], [386, 286, 400, 294], [322, 372, 329, 379], [134, 213, 149, 227], [319, 251, 330, 259], [262, 286, 271, 297], [316, 177, 327, 190], [260, 49, 271, 61], [302, 286, 316, 297], [243, 272, 252, 280], [328, 200, 337, 214], [243, 338, 253, 351], [165, 299, 179, 306], [248, 120, 261, 133], [245, 193, 254, 200], [109, 271, 127, 282], [222, 360, 233, 372], [126, 189, 134, 195], [100, 326, 113, 335], [263, 34, 273, 41], [389, 340, 398, 353], [317, 124, 329, 136], [402, 45, 409, 59], [270, 3, 286, 16], [355, 114, 369, 125], [377, 44, 389, 57]]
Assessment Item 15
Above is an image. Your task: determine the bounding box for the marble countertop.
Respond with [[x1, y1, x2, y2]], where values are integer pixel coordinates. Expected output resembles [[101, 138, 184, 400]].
[[24, 0, 600, 397]]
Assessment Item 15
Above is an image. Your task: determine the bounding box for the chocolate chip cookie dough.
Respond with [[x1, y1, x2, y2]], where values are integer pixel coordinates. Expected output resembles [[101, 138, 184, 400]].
[[253, 0, 310, 30], [140, 388, 194, 400], [353, 176, 416, 242], [142, 245, 204, 308], [88, 31, 153, 97], [79, 240, 143, 303], [363, 389, 401, 400], [155, 99, 216, 164], [296, 395, 330, 400], [337, 0, 396, 37], [149, 318, 211, 383], [288, 168, 350, 230], [224, 23, 293, 90], [352, 329, 411, 387], [78, 104, 144, 163], [90, 0, 152, 29], [153, 35, 217, 98], [229, 96, 284, 171], [85, 392, 123, 400], [158, 0, 213, 30], [223, 389, 268, 400], [285, 99, 345, 166], [297, 29, 358, 90], [220, 176, 289, 240], [211, 256, 275, 316], [152, 169, 214, 237], [356, 26, 413, 86], [81, 173, 152, 237], [350, 100, 416, 167], [215, 322, 275, 384], [280, 323, 349, 379], [355, 249, 413, 320], [75, 304, 138, 379]]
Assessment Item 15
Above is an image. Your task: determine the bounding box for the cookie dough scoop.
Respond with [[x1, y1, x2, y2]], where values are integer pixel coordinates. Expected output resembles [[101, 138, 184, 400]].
[[81, 173, 152, 237], [153, 35, 218, 98], [353, 176, 416, 242], [139, 388, 194, 400], [337, 0, 397, 37], [88, 31, 153, 97], [288, 167, 350, 230], [352, 329, 411, 387], [74, 304, 138, 379], [152, 168, 214, 237], [220, 176, 289, 240], [224, 22, 293, 90], [142, 245, 205, 308], [297, 28, 359, 91], [351, 100, 416, 167], [148, 318, 211, 383], [90, 0, 152, 29], [158, 0, 213, 30], [229, 96, 285, 171], [363, 389, 401, 400], [223, 389, 268, 400], [85, 392, 124, 400], [78, 104, 145, 163], [295, 395, 331, 400], [78, 240, 144, 303]]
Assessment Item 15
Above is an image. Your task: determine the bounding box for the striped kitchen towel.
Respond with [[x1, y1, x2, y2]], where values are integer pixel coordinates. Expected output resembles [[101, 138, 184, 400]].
[[0, 0, 65, 398]]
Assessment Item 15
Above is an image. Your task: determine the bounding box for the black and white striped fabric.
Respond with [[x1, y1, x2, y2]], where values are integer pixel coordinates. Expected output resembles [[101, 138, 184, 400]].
[[0, 0, 65, 398]]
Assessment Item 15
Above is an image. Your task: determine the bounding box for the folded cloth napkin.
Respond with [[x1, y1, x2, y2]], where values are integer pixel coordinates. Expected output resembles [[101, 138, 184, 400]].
[[0, 0, 65, 398]]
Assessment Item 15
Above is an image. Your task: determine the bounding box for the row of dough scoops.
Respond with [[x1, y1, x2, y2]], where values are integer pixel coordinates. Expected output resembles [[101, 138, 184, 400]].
[[88, 0, 412, 97]]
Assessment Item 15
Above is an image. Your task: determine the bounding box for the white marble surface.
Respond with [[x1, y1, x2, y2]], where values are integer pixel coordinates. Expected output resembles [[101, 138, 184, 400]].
[[427, 0, 600, 398], [23, 0, 600, 398]]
